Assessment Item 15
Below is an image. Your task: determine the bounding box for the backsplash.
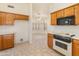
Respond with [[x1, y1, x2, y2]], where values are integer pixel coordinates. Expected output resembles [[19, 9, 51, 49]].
[[0, 25, 14, 34], [48, 25, 79, 36], [0, 20, 29, 44]]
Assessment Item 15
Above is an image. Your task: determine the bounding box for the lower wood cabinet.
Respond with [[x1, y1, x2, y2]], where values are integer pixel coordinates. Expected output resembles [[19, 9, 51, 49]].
[[48, 33, 53, 49], [0, 34, 14, 50], [0, 35, 2, 50], [72, 39, 79, 56], [3, 34, 14, 49]]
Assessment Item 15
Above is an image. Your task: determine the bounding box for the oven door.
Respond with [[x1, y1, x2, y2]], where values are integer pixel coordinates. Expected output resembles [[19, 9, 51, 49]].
[[53, 39, 72, 56]]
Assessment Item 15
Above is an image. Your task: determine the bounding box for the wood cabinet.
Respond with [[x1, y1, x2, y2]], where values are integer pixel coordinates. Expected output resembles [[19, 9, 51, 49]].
[[51, 4, 77, 25], [48, 33, 53, 49], [72, 39, 79, 56], [0, 12, 15, 25], [64, 6, 74, 17], [0, 34, 14, 50], [0, 11, 29, 25], [5, 13, 15, 25], [75, 4, 79, 25], [57, 10, 64, 18], [0, 12, 6, 25], [0, 36, 2, 50], [51, 12, 57, 25], [3, 34, 14, 49], [15, 14, 29, 20]]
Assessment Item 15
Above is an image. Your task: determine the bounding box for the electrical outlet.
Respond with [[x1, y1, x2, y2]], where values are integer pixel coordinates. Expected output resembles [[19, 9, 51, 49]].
[[20, 38, 23, 42]]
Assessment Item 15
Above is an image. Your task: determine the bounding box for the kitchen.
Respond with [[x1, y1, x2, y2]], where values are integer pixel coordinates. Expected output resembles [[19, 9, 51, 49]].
[[0, 3, 79, 56], [48, 3, 79, 56]]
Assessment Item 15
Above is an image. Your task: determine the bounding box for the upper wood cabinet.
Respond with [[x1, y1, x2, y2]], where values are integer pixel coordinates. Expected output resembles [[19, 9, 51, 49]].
[[50, 4, 79, 25], [72, 39, 79, 56], [15, 14, 29, 20], [75, 4, 79, 25], [0, 11, 29, 25], [48, 33, 53, 49], [0, 12, 15, 25], [0, 12, 6, 25], [64, 6, 75, 17], [51, 12, 57, 25], [5, 13, 15, 25], [57, 10, 64, 18]]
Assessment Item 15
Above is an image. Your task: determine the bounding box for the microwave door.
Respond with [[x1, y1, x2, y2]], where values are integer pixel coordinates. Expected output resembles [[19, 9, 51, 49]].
[[57, 16, 75, 25], [57, 18, 65, 25]]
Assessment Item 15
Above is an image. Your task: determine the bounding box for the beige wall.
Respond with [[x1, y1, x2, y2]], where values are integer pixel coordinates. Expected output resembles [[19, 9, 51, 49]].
[[0, 3, 31, 15], [32, 3, 49, 33], [32, 3, 49, 14], [48, 3, 76, 13]]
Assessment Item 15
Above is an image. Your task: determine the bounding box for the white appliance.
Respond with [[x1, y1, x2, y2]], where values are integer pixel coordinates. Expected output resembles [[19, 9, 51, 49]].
[[53, 34, 72, 56]]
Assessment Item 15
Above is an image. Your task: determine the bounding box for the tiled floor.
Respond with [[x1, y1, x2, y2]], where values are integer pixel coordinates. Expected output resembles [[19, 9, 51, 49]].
[[0, 33, 61, 56]]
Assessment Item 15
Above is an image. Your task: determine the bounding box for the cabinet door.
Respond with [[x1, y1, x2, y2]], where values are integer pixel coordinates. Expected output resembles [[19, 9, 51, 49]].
[[72, 39, 79, 56], [64, 6, 74, 17], [0, 12, 6, 25], [48, 33, 53, 49], [75, 4, 79, 25], [15, 14, 29, 20], [0, 35, 2, 50], [5, 13, 15, 25], [51, 12, 57, 25], [57, 10, 64, 18], [3, 34, 14, 49]]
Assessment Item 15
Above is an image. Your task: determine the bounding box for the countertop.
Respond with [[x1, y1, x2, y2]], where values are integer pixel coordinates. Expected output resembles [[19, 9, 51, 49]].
[[48, 31, 79, 40], [0, 32, 14, 35]]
